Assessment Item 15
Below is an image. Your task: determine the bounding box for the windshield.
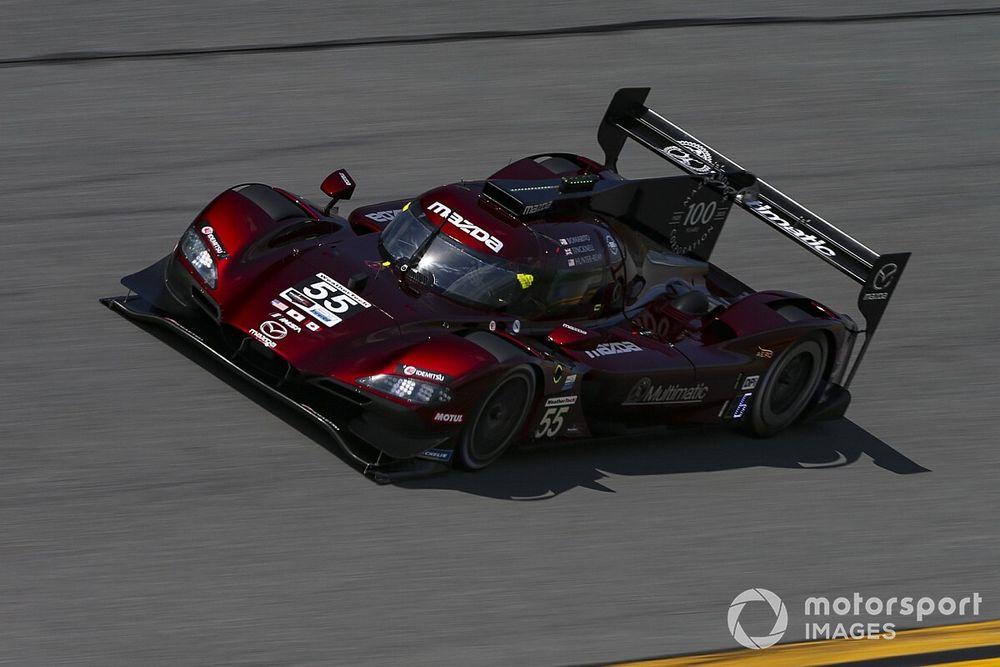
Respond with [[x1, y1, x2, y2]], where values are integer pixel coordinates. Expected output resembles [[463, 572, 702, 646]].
[[379, 204, 435, 264], [380, 203, 618, 319]]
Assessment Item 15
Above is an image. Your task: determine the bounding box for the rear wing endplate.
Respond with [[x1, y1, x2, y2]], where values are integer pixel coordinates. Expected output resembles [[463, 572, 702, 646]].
[[598, 87, 909, 387]]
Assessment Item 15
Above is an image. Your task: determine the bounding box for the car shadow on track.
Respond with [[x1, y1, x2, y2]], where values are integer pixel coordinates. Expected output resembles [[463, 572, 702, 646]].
[[401, 420, 930, 500], [122, 317, 929, 500]]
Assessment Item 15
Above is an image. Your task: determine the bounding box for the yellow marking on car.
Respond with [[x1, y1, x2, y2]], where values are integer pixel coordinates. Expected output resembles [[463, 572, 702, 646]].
[[516, 273, 534, 289], [610, 619, 1000, 666]]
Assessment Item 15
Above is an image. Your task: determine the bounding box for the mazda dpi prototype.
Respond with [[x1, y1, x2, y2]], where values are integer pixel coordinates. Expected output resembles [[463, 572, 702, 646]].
[[103, 88, 909, 482]]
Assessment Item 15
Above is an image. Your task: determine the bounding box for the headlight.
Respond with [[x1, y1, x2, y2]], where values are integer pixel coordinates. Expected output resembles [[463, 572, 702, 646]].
[[180, 227, 217, 288], [357, 374, 452, 405]]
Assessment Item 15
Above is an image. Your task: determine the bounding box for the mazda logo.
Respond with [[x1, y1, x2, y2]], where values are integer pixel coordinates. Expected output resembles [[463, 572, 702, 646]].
[[873, 263, 899, 291], [259, 320, 287, 340]]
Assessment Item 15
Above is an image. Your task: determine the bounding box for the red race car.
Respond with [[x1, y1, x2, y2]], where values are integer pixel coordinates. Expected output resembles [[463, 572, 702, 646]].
[[102, 88, 909, 483]]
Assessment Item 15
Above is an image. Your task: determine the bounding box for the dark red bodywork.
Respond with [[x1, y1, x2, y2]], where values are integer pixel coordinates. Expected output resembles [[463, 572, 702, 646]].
[[103, 149, 849, 474]]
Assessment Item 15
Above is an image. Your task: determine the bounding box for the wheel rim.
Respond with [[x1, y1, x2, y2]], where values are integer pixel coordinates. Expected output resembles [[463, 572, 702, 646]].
[[470, 375, 531, 461], [769, 353, 815, 415], [758, 339, 825, 430]]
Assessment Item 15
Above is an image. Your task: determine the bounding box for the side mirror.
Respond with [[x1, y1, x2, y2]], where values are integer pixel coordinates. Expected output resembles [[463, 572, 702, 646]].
[[320, 169, 356, 214]]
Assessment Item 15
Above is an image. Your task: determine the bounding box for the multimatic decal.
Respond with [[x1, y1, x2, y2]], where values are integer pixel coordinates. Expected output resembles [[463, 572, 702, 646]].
[[745, 200, 836, 257], [623, 377, 709, 405]]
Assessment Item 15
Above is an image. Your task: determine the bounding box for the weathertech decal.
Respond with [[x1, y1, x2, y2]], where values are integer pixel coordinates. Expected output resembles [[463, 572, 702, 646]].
[[535, 395, 578, 438], [427, 201, 503, 253], [746, 200, 835, 257], [544, 395, 578, 408], [623, 378, 709, 405]]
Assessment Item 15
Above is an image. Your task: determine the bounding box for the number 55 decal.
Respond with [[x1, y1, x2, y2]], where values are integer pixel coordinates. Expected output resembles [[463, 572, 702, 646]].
[[534, 396, 577, 439]]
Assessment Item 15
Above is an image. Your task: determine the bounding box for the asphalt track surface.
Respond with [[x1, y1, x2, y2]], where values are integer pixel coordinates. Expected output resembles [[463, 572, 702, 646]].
[[2, 3, 1000, 665]]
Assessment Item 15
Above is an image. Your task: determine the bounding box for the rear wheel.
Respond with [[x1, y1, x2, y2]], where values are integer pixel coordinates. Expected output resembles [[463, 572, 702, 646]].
[[455, 367, 535, 470], [749, 335, 828, 436]]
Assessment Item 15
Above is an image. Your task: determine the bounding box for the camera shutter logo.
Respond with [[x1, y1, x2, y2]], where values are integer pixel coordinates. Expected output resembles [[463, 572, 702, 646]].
[[727, 588, 788, 650]]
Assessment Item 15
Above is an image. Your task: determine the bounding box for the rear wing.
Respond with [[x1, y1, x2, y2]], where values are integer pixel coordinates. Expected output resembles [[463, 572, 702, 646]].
[[598, 87, 909, 387]]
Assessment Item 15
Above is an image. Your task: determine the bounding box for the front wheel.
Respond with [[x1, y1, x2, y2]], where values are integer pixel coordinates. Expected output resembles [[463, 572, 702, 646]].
[[454, 367, 536, 470], [748, 335, 828, 437]]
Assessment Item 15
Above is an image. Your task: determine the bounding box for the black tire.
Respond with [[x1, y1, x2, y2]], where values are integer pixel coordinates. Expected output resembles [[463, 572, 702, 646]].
[[748, 335, 828, 437], [454, 366, 536, 470]]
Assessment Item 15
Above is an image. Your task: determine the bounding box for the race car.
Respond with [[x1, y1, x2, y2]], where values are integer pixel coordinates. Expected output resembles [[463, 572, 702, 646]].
[[102, 88, 909, 483]]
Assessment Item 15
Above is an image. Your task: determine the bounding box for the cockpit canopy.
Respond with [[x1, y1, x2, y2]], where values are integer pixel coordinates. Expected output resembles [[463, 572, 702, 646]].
[[379, 200, 624, 321]]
